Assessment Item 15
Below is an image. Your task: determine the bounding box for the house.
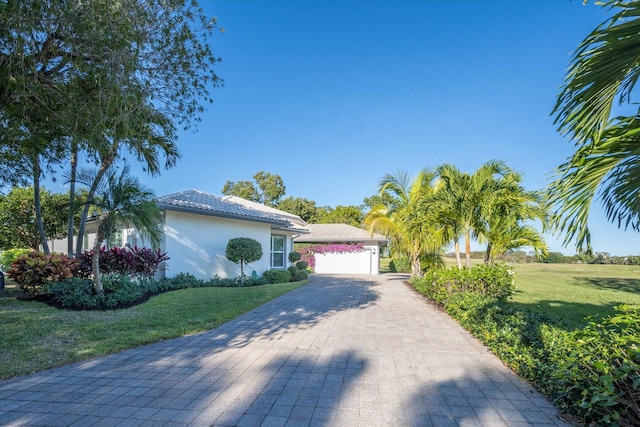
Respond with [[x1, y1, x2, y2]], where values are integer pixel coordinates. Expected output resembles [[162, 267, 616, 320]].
[[70, 190, 308, 280], [293, 224, 387, 275]]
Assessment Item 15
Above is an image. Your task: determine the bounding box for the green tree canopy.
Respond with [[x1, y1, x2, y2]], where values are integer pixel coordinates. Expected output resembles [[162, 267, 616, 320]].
[[253, 171, 286, 207], [0, 0, 222, 255], [0, 187, 78, 251], [277, 197, 322, 223], [316, 205, 364, 227], [222, 171, 286, 207], [365, 170, 445, 277], [222, 181, 260, 203]]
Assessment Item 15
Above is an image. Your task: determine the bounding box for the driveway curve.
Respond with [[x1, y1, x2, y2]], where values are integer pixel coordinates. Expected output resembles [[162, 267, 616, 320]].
[[0, 274, 568, 426]]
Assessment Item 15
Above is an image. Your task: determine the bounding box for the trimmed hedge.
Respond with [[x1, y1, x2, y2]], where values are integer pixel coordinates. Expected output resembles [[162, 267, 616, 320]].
[[262, 269, 291, 284], [412, 263, 515, 304], [411, 266, 639, 427]]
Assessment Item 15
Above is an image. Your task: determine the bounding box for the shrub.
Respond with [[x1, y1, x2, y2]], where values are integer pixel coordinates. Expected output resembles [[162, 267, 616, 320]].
[[7, 252, 78, 296], [287, 266, 308, 282], [130, 246, 170, 278], [389, 257, 410, 273], [441, 293, 639, 427], [75, 246, 169, 278], [295, 260, 309, 271], [0, 248, 31, 271], [46, 277, 95, 309], [288, 251, 302, 263], [262, 269, 290, 284], [413, 264, 515, 305], [47, 274, 147, 310], [556, 306, 639, 426]]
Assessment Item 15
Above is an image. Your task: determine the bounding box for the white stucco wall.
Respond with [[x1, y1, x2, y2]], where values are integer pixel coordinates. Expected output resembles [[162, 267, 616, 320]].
[[313, 245, 380, 275], [51, 211, 297, 281], [163, 211, 295, 280]]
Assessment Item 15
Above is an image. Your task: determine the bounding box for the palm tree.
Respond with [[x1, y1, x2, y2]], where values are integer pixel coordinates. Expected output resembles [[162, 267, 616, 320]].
[[480, 171, 549, 264], [364, 170, 444, 277], [433, 160, 510, 268], [79, 165, 162, 293], [550, 0, 640, 251]]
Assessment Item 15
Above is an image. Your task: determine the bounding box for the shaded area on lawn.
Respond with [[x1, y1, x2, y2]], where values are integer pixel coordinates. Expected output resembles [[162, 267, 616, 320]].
[[509, 298, 632, 331], [573, 276, 640, 294]]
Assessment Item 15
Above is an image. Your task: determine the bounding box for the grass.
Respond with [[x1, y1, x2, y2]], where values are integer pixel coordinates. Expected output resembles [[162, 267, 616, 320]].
[[508, 262, 640, 329], [0, 280, 308, 380]]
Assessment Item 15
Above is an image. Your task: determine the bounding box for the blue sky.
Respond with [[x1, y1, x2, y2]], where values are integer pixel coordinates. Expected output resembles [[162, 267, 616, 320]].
[[128, 1, 636, 255]]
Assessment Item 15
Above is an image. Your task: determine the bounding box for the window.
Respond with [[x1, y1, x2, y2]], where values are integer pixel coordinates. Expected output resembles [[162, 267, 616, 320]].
[[271, 235, 285, 269]]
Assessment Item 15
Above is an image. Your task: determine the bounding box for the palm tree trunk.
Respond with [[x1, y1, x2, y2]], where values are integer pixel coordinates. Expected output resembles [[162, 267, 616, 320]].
[[410, 254, 422, 277], [67, 145, 77, 256], [92, 232, 103, 294], [454, 238, 462, 269], [465, 231, 472, 268], [33, 156, 50, 255], [484, 242, 492, 265], [76, 150, 117, 253]]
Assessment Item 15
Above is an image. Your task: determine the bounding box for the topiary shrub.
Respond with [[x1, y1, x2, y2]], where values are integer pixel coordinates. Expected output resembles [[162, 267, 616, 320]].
[[295, 260, 309, 270], [226, 237, 263, 285], [288, 251, 302, 264], [7, 252, 78, 296], [262, 269, 290, 284]]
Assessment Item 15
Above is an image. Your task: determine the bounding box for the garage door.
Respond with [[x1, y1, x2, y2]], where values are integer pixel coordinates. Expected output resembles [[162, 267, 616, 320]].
[[314, 249, 375, 274]]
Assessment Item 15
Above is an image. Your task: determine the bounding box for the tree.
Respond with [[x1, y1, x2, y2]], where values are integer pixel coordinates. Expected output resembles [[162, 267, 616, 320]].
[[222, 171, 286, 207], [0, 187, 75, 250], [363, 193, 398, 213], [225, 237, 263, 285], [222, 181, 260, 203], [479, 171, 548, 264], [549, 0, 640, 251], [433, 160, 511, 268], [277, 197, 322, 223], [0, 0, 222, 255], [364, 170, 445, 277], [253, 171, 286, 207], [79, 166, 162, 294], [317, 205, 364, 227]]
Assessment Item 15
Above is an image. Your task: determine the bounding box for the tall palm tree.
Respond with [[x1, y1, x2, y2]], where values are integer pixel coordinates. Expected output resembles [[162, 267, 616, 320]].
[[433, 160, 510, 268], [364, 170, 444, 277], [550, 0, 640, 251], [79, 165, 162, 293], [480, 171, 549, 264]]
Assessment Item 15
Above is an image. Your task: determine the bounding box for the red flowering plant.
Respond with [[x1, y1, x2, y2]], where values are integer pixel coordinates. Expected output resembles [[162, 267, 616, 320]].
[[297, 243, 364, 269]]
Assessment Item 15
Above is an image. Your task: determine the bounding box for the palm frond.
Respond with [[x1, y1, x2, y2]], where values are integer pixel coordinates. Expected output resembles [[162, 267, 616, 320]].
[[553, 1, 640, 143]]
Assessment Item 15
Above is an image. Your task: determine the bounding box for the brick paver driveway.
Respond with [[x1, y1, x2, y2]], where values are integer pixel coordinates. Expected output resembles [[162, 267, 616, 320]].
[[0, 274, 568, 426]]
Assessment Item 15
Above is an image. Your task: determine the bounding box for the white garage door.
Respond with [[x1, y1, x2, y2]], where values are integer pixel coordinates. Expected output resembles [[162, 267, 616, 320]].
[[313, 248, 378, 274]]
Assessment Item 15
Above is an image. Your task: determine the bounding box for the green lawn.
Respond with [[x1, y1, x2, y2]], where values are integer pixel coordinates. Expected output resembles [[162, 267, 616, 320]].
[[0, 280, 308, 380], [509, 262, 640, 329]]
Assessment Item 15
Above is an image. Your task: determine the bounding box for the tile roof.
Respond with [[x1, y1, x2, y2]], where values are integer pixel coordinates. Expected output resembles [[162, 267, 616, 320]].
[[155, 189, 308, 232], [294, 223, 387, 245]]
